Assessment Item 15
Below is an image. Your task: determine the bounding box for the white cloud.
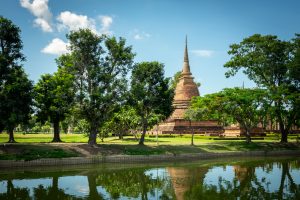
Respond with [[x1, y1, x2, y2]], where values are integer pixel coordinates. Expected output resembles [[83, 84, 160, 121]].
[[57, 11, 97, 34], [134, 34, 142, 40], [132, 29, 151, 40], [57, 12, 113, 35], [41, 38, 69, 55], [34, 18, 52, 32], [99, 15, 113, 35], [20, 0, 53, 32], [20, 1, 114, 34], [191, 50, 214, 57]]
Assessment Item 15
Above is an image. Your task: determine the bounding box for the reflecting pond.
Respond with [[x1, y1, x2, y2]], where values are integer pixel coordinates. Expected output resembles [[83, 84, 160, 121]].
[[0, 157, 299, 199]]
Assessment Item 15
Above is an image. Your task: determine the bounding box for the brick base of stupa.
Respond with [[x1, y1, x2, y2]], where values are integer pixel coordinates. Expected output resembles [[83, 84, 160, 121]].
[[149, 119, 224, 136], [222, 126, 266, 137]]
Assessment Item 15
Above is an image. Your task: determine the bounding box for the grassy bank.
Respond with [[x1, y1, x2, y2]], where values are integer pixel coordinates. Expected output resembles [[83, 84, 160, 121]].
[[0, 132, 298, 144], [0, 144, 79, 161], [0, 133, 299, 161]]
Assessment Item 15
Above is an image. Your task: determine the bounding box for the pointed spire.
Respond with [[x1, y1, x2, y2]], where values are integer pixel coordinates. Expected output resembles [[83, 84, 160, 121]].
[[184, 35, 189, 62], [182, 35, 191, 75]]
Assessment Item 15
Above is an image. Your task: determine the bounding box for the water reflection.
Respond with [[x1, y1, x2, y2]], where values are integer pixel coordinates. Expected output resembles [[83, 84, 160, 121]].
[[0, 158, 299, 199]]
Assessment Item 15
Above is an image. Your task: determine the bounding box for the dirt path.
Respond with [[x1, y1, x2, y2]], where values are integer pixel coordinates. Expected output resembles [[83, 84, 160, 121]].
[[49, 143, 93, 157]]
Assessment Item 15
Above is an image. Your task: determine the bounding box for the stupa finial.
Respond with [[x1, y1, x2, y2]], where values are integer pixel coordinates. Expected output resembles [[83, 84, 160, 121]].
[[182, 35, 191, 74]]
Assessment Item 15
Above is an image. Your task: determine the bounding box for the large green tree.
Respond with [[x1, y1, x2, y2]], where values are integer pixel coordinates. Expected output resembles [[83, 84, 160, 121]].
[[224, 34, 300, 142], [130, 62, 174, 145], [190, 88, 266, 143], [34, 65, 75, 142], [0, 16, 33, 142], [67, 29, 134, 145], [103, 106, 140, 140]]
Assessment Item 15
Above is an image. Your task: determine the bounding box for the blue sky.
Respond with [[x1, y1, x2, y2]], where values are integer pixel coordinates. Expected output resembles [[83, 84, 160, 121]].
[[1, 0, 300, 95]]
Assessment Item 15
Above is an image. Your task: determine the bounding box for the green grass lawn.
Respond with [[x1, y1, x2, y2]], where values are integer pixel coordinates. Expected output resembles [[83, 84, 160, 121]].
[[0, 133, 299, 161], [0, 132, 298, 146], [0, 133, 90, 143]]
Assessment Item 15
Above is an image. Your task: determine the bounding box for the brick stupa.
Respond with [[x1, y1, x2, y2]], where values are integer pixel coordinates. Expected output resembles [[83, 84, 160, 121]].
[[170, 36, 199, 119], [155, 37, 223, 135]]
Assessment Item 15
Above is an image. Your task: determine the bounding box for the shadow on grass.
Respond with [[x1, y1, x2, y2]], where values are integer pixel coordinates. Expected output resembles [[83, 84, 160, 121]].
[[200, 144, 232, 151], [0, 144, 79, 161], [96, 143, 207, 156], [109, 137, 169, 143]]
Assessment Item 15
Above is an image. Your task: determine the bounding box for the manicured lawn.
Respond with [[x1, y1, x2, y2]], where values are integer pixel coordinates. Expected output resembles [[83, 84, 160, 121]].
[[0, 132, 298, 146], [0, 133, 90, 143], [0, 133, 299, 161]]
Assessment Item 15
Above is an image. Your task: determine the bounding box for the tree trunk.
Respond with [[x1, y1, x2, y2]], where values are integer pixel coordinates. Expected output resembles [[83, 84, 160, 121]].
[[245, 128, 251, 143], [7, 179, 13, 195], [190, 120, 194, 146], [52, 176, 58, 189], [276, 103, 289, 143], [52, 120, 62, 142], [88, 125, 98, 146], [118, 132, 123, 140], [50, 176, 59, 199], [280, 128, 288, 143], [286, 163, 297, 193], [88, 174, 103, 200], [139, 118, 147, 145], [7, 127, 16, 143], [278, 161, 288, 199]]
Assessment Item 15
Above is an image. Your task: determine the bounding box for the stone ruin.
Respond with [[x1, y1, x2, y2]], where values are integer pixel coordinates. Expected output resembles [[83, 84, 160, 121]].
[[153, 37, 224, 135]]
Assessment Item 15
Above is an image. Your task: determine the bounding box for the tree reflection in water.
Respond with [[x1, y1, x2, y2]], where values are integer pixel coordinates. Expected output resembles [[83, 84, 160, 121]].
[[33, 176, 75, 200], [0, 158, 299, 200], [182, 159, 300, 200], [95, 168, 165, 199], [0, 179, 30, 200]]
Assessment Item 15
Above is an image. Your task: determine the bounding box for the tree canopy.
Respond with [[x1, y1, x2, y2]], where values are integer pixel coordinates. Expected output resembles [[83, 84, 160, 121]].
[[189, 88, 267, 143], [224, 34, 300, 142], [130, 62, 174, 145], [67, 29, 135, 145], [0, 16, 33, 142], [34, 64, 75, 142]]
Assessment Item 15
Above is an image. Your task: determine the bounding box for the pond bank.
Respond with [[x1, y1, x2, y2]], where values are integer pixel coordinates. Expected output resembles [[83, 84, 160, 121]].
[[1, 149, 300, 168]]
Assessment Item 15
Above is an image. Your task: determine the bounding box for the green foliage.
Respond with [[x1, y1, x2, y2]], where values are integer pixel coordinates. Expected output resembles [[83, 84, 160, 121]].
[[1, 67, 33, 126], [0, 16, 25, 78], [34, 68, 75, 123], [190, 88, 267, 143], [0, 17, 33, 142], [34, 65, 75, 142], [130, 62, 174, 145], [72, 119, 89, 134], [67, 29, 135, 145], [95, 168, 164, 199], [189, 93, 234, 126], [0, 16, 33, 142], [41, 121, 51, 133], [224, 34, 300, 142], [100, 106, 141, 140], [170, 71, 181, 89], [289, 34, 300, 90]]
